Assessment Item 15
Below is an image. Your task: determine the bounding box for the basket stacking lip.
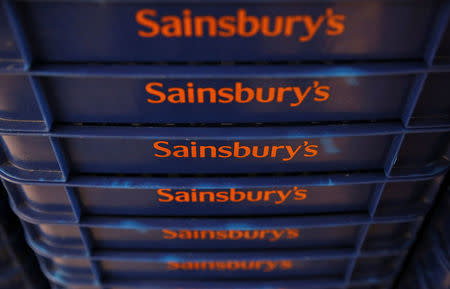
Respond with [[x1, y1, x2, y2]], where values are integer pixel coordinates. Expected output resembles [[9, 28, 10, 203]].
[[45, 277, 395, 289], [47, 280, 392, 289]]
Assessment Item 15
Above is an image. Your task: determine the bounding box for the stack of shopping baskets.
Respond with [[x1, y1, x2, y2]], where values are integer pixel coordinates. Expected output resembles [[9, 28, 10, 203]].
[[0, 0, 449, 288]]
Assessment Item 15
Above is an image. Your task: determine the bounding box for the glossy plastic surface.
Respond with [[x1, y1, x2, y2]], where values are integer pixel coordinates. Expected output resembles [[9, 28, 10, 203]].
[[0, 0, 448, 131], [35, 251, 401, 285], [12, 172, 442, 289], [0, 0, 447, 63], [0, 123, 448, 182], [20, 216, 421, 254], [3, 172, 445, 221], [0, 64, 448, 130]]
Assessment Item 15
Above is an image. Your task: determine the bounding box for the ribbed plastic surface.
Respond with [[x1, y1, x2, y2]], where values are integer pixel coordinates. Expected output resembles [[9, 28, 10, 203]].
[[19, 217, 420, 252], [0, 1, 449, 289], [2, 172, 445, 220], [0, 124, 448, 182], [3, 170, 441, 288], [0, 0, 449, 131], [0, 0, 447, 63], [0, 65, 449, 130]]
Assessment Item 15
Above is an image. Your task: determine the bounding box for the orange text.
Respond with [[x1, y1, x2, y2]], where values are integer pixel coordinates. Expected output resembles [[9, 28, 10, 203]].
[[146, 81, 330, 107], [136, 8, 346, 42], [167, 259, 293, 272], [162, 228, 299, 242], [157, 187, 307, 204], [153, 141, 319, 160]]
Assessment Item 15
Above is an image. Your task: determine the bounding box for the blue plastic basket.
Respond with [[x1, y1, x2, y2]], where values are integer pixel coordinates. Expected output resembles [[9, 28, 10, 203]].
[[3, 171, 443, 289], [0, 0, 449, 65], [18, 215, 421, 254], [5, 173, 443, 289], [0, 64, 449, 131], [0, 1, 447, 131], [0, 2, 447, 289], [2, 171, 445, 221], [34, 250, 404, 286], [0, 123, 448, 182]]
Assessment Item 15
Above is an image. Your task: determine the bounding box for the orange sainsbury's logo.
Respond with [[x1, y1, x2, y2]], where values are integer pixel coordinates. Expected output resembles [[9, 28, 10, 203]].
[[145, 81, 331, 106], [156, 187, 308, 204], [167, 259, 293, 272], [136, 8, 346, 42], [162, 228, 300, 242], [153, 141, 319, 160]]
